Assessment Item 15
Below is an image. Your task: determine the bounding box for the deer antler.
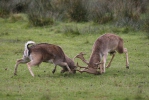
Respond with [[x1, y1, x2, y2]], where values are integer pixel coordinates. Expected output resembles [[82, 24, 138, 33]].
[[76, 62, 88, 69], [76, 62, 101, 75], [74, 52, 89, 65], [75, 62, 88, 73], [74, 52, 102, 75]]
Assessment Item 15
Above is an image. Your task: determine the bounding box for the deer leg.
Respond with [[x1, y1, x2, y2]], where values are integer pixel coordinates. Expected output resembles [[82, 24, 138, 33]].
[[102, 54, 108, 73], [14, 58, 29, 75], [64, 63, 72, 73], [58, 62, 72, 73], [52, 65, 57, 74], [124, 48, 129, 69], [27, 62, 35, 77], [106, 53, 116, 68], [27, 58, 41, 77], [98, 62, 103, 74]]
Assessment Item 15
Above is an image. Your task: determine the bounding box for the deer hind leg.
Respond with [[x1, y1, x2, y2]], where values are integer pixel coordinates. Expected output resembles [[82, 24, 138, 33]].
[[106, 52, 116, 68], [14, 58, 29, 75], [27, 61, 39, 77], [27, 57, 42, 77], [124, 48, 129, 69], [27, 63, 34, 77]]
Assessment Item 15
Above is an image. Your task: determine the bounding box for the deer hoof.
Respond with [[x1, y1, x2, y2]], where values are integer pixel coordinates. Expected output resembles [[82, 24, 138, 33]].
[[95, 71, 101, 75], [60, 69, 66, 73], [126, 66, 129, 69], [52, 70, 55, 74], [69, 71, 73, 74], [14, 73, 17, 76], [106, 65, 110, 68]]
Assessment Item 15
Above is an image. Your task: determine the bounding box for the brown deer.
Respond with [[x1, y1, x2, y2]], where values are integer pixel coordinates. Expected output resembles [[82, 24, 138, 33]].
[[14, 41, 76, 77], [75, 33, 129, 74]]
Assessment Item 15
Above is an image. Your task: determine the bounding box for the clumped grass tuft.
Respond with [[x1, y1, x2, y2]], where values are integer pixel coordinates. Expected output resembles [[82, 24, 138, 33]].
[[88, 0, 113, 24], [84, 39, 90, 44], [28, 15, 54, 26], [27, 0, 54, 26], [8, 14, 25, 23], [143, 17, 149, 38], [40, 94, 51, 100], [66, 0, 88, 22], [112, 27, 131, 34], [63, 25, 80, 36], [0, 32, 9, 36]]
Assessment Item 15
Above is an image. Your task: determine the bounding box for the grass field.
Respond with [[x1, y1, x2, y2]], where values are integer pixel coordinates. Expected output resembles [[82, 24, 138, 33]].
[[0, 17, 149, 100]]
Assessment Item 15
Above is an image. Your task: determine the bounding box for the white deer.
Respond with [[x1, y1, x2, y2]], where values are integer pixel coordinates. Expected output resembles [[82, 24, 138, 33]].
[[75, 33, 129, 74]]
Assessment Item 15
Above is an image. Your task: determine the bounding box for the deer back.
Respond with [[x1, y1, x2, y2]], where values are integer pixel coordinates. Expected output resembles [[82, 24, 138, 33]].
[[29, 43, 66, 62]]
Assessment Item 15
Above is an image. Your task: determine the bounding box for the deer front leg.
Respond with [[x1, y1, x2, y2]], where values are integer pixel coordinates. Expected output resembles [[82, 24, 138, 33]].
[[98, 63, 103, 74], [58, 62, 72, 73], [52, 65, 57, 74], [102, 54, 108, 73]]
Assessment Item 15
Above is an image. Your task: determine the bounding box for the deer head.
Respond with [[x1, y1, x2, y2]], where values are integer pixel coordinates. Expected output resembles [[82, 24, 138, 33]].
[[74, 52, 102, 75]]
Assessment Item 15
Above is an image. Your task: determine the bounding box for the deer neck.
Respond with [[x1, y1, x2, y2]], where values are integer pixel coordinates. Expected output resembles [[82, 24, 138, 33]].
[[88, 51, 101, 68], [65, 55, 74, 66]]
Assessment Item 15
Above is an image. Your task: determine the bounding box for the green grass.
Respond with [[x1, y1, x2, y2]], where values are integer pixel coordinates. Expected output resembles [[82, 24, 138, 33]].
[[0, 17, 149, 100]]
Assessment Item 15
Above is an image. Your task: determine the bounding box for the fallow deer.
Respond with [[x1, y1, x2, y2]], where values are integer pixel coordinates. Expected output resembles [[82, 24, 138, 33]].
[[14, 41, 76, 77], [75, 33, 129, 74]]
